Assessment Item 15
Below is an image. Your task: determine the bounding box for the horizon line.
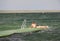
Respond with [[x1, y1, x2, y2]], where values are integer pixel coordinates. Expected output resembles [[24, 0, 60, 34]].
[[0, 10, 60, 13]]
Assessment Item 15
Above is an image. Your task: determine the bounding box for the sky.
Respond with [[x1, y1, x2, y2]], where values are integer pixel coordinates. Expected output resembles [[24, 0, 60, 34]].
[[0, 0, 60, 10]]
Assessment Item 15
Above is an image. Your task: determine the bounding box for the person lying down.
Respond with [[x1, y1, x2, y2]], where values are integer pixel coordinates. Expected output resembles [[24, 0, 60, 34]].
[[31, 22, 48, 29]]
